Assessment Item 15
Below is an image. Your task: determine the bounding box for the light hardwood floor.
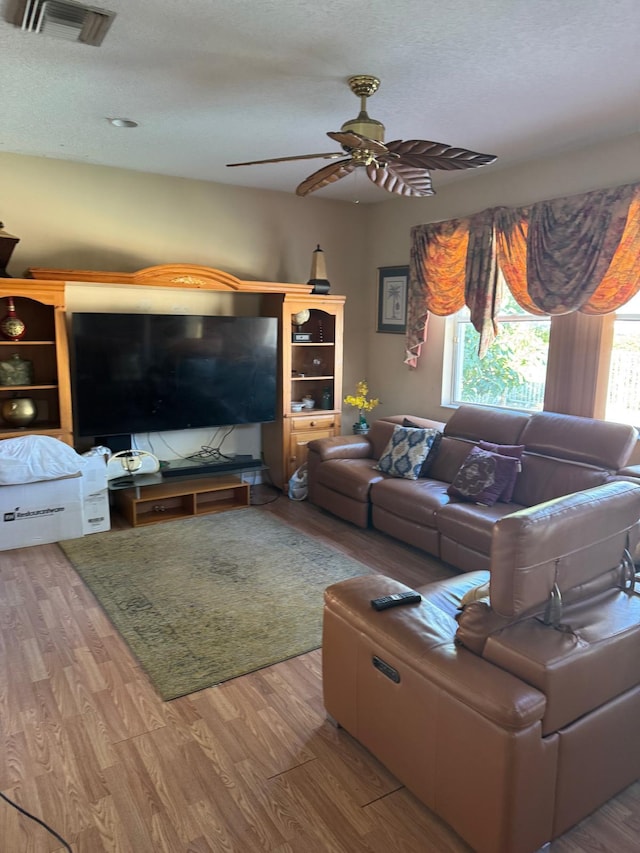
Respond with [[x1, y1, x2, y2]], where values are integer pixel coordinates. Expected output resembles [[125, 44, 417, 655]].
[[0, 486, 638, 852]]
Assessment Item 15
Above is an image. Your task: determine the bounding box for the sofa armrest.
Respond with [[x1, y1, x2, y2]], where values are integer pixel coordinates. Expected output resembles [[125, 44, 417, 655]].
[[307, 434, 373, 462]]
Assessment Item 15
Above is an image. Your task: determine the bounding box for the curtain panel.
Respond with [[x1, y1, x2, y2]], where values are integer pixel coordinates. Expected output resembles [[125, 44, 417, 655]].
[[406, 181, 640, 367]]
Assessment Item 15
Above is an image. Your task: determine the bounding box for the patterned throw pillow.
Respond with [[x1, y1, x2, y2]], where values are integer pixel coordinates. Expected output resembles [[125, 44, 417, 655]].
[[478, 440, 525, 502], [447, 446, 521, 506], [403, 418, 443, 476], [376, 425, 439, 480]]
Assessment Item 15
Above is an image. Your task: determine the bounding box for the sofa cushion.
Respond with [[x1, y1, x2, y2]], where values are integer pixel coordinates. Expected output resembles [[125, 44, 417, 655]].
[[315, 458, 385, 502], [519, 410, 637, 469], [443, 404, 529, 445], [427, 435, 477, 483], [376, 425, 439, 480], [511, 453, 609, 507], [371, 476, 451, 528], [483, 589, 640, 734], [437, 499, 517, 556], [478, 440, 524, 502], [447, 446, 522, 506]]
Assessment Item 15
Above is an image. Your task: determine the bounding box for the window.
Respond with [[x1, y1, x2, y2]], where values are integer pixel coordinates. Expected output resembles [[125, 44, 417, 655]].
[[605, 291, 640, 426], [446, 290, 551, 412]]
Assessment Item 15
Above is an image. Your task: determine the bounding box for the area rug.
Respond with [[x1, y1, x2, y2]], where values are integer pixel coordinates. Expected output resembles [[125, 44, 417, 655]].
[[58, 509, 377, 700]]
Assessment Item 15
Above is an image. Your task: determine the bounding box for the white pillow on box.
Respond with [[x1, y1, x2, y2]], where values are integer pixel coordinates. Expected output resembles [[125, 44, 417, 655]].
[[0, 435, 86, 485]]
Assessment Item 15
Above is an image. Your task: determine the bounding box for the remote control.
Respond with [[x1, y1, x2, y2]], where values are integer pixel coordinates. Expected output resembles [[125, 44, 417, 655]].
[[371, 591, 422, 611]]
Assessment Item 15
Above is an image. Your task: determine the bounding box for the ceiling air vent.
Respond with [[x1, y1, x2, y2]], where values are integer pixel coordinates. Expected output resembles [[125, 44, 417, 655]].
[[8, 0, 115, 46]]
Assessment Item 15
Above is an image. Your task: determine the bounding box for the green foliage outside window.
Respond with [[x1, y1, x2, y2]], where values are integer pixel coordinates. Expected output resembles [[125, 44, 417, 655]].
[[454, 292, 550, 411]]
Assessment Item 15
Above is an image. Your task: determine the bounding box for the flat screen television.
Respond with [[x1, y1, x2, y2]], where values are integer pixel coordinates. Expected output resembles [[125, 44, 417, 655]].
[[70, 312, 278, 437]]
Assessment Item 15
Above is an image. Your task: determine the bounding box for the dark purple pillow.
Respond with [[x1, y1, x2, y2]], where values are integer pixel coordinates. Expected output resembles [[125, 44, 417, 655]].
[[478, 440, 525, 502], [447, 446, 521, 506]]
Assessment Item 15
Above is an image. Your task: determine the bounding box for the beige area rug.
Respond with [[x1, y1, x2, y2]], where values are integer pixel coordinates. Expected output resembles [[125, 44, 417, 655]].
[[59, 508, 378, 700]]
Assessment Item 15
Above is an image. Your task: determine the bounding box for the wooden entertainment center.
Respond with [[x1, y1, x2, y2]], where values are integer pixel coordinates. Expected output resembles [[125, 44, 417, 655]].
[[2, 264, 345, 513]]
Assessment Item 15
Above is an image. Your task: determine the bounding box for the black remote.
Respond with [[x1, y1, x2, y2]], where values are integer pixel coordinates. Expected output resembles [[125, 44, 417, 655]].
[[371, 591, 422, 611]]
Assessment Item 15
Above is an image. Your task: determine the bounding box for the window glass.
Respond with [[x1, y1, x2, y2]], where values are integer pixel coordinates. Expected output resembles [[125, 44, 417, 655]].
[[448, 290, 550, 412], [606, 291, 640, 426]]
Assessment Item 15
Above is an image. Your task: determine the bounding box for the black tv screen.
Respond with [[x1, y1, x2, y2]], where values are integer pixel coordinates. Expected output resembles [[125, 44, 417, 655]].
[[70, 312, 278, 437]]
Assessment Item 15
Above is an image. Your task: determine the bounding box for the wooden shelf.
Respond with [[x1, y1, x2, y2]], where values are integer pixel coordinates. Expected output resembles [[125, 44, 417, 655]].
[[114, 474, 250, 527], [261, 293, 344, 490], [0, 285, 73, 445]]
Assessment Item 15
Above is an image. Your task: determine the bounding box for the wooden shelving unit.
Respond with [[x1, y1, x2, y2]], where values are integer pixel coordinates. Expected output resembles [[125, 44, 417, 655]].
[[0, 283, 73, 445], [261, 293, 345, 490], [114, 475, 250, 527]]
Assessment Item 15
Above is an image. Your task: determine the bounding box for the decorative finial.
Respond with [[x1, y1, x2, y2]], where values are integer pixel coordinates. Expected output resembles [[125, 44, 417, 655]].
[[0, 222, 20, 278]]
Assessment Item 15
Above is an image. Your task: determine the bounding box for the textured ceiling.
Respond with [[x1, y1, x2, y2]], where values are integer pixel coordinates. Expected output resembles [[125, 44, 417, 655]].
[[1, 0, 639, 203]]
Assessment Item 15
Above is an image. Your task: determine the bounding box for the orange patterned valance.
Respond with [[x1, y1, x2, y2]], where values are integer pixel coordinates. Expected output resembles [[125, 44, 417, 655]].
[[406, 181, 640, 366]]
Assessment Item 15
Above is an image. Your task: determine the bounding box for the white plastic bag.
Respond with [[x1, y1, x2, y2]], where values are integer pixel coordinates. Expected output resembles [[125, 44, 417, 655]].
[[288, 463, 308, 501], [0, 434, 86, 485]]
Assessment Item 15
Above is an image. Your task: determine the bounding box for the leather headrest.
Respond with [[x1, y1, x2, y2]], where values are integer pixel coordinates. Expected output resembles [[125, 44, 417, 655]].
[[489, 480, 640, 619]]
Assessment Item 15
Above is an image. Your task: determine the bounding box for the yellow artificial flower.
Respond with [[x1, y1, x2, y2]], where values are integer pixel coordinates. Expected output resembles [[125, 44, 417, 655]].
[[344, 380, 380, 424]]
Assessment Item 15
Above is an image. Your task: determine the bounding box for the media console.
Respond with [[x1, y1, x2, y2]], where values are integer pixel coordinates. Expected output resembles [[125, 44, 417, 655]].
[[113, 474, 250, 527]]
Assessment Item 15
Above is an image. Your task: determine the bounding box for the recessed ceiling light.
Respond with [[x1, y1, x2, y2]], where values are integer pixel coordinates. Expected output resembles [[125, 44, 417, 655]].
[[108, 118, 138, 128]]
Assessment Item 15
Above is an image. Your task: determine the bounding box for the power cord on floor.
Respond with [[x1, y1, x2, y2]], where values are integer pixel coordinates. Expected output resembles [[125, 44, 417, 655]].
[[250, 482, 281, 505], [248, 462, 281, 505], [0, 790, 73, 851]]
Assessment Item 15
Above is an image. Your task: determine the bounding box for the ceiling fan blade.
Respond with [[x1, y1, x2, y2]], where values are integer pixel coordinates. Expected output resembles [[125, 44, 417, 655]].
[[327, 130, 388, 156], [296, 159, 356, 197], [384, 139, 497, 171], [366, 161, 435, 197], [227, 152, 343, 167]]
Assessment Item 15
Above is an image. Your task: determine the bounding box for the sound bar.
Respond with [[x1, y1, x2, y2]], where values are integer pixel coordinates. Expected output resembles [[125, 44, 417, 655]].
[[162, 455, 261, 479]]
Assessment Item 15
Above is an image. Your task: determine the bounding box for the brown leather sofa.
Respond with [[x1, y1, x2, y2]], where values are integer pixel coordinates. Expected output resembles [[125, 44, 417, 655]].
[[322, 479, 640, 853], [308, 405, 639, 573]]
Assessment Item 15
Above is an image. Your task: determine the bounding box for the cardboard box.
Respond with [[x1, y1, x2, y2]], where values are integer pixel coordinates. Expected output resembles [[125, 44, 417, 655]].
[[81, 453, 111, 534], [0, 475, 84, 551], [82, 488, 110, 534]]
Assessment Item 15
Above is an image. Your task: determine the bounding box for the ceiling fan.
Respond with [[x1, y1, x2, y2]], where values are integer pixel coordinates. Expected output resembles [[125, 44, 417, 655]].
[[227, 75, 497, 198]]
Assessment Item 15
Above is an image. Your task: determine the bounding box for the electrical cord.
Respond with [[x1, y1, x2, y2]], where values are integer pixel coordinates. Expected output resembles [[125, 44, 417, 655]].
[[0, 790, 73, 851], [187, 426, 236, 462], [188, 445, 233, 462], [249, 462, 282, 505], [147, 426, 237, 465]]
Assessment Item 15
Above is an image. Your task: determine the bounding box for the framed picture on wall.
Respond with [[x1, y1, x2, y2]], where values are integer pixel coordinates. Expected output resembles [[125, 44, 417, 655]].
[[377, 266, 409, 334]]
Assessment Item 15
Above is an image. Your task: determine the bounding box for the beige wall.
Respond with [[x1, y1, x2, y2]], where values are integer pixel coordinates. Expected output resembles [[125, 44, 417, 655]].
[[1, 132, 638, 451], [0, 152, 369, 455], [365, 131, 640, 422]]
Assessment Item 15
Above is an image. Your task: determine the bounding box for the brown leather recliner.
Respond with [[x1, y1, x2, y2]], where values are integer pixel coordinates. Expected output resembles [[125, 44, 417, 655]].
[[322, 480, 640, 853]]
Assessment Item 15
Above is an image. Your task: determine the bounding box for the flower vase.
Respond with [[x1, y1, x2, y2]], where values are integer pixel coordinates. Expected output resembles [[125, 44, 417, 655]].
[[352, 417, 370, 436]]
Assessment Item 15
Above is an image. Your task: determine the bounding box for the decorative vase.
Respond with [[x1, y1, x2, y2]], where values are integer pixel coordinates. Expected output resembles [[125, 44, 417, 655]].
[[320, 387, 333, 410], [353, 422, 370, 435], [0, 352, 34, 386], [307, 244, 331, 294], [0, 222, 20, 278], [1, 396, 37, 427], [0, 297, 26, 341]]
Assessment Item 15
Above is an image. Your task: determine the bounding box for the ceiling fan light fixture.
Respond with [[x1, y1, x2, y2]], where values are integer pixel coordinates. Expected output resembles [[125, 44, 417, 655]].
[[340, 111, 385, 144], [227, 73, 497, 199]]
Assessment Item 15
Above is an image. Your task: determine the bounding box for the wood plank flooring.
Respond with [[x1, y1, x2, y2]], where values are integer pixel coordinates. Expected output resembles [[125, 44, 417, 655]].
[[0, 485, 638, 852]]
